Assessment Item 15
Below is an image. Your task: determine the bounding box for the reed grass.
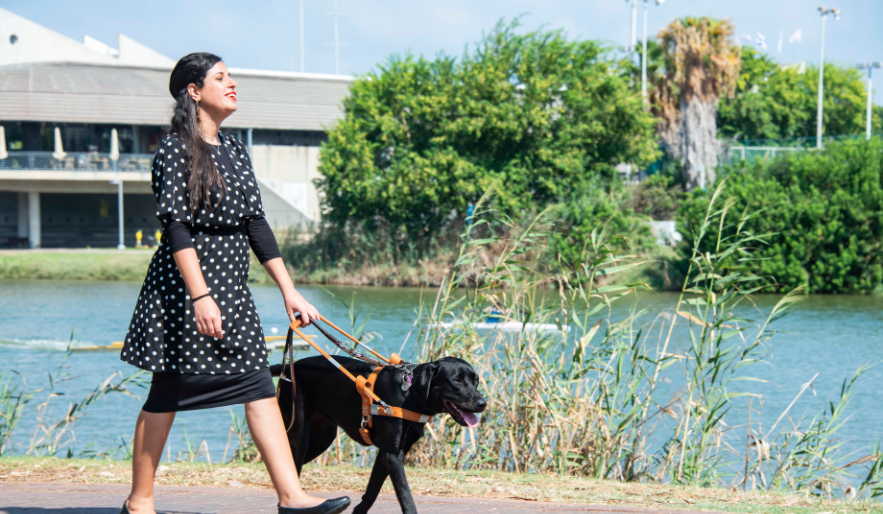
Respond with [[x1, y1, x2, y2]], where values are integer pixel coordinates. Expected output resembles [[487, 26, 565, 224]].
[[271, 182, 883, 501], [0, 338, 145, 458]]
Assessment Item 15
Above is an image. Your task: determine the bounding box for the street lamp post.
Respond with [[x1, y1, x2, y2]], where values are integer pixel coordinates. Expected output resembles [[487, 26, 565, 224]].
[[641, 0, 665, 105], [816, 5, 841, 150], [628, 0, 638, 53], [858, 63, 881, 140]]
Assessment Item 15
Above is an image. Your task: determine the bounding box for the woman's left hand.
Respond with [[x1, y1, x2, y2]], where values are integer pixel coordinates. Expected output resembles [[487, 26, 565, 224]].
[[284, 289, 320, 326]]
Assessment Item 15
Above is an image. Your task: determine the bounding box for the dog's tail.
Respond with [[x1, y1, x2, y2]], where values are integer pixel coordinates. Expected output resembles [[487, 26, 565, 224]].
[[270, 363, 284, 377]]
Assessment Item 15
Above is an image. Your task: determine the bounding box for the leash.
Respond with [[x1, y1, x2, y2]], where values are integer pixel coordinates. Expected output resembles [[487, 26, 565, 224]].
[[276, 316, 432, 444]]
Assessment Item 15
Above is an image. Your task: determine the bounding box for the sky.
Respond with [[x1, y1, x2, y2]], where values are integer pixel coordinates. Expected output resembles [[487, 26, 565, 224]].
[[5, 0, 881, 104]]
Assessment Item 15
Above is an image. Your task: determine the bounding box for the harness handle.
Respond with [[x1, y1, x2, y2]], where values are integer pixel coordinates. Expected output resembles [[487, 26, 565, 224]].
[[314, 315, 403, 365], [288, 319, 385, 404]]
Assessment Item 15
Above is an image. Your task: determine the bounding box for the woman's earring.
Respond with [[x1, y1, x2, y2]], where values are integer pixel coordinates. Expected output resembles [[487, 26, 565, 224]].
[[194, 98, 199, 111]]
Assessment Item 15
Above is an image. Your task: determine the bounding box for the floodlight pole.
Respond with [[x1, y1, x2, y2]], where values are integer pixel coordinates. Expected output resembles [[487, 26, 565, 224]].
[[858, 63, 880, 140], [333, 0, 339, 74], [816, 6, 840, 149], [300, 0, 305, 73], [629, 0, 638, 53], [641, 1, 648, 103]]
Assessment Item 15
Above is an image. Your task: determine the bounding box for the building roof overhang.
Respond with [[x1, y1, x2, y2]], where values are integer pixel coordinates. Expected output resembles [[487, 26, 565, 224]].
[[0, 62, 353, 131]]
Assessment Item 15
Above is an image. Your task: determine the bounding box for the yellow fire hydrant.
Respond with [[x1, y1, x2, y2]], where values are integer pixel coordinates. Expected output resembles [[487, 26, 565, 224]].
[[135, 230, 143, 248], [155, 229, 162, 245]]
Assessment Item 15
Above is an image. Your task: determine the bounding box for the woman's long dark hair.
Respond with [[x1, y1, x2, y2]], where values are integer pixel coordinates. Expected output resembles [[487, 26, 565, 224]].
[[168, 52, 226, 213]]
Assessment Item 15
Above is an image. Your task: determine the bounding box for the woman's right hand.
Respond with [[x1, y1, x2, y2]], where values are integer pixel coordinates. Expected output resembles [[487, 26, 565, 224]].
[[194, 296, 224, 339]]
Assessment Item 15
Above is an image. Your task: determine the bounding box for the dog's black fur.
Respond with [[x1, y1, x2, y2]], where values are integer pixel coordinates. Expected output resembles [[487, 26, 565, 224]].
[[270, 355, 486, 514]]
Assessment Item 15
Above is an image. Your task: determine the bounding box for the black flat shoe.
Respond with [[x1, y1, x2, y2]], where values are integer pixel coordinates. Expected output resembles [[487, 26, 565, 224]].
[[278, 496, 351, 514], [120, 500, 130, 514]]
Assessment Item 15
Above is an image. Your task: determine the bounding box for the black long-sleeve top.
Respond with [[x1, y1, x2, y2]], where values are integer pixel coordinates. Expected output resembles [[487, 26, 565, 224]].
[[162, 216, 281, 263], [160, 139, 282, 264]]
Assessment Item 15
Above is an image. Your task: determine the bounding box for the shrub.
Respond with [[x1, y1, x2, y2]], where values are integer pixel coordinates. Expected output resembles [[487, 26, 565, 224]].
[[627, 173, 683, 220], [677, 138, 883, 293], [549, 187, 654, 274]]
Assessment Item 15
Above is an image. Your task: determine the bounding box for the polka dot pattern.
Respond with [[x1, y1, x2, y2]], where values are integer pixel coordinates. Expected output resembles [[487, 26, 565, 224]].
[[121, 132, 270, 375]]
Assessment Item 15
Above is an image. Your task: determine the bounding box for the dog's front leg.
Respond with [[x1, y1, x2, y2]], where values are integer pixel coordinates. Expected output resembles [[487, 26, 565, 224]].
[[352, 453, 389, 514], [379, 448, 418, 514]]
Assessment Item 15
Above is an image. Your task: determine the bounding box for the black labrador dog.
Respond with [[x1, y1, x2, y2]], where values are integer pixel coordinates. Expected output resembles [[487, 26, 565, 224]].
[[270, 355, 486, 514]]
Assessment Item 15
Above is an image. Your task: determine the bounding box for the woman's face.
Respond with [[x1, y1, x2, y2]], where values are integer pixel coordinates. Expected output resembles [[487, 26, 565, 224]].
[[189, 61, 237, 120]]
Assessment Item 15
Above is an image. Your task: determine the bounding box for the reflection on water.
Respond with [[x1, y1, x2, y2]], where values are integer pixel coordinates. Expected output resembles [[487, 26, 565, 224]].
[[1, 280, 882, 464]]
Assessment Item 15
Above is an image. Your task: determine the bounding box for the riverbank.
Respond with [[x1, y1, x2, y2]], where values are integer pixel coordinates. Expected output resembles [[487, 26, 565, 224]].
[[0, 249, 273, 283], [1, 456, 877, 513], [0, 247, 677, 289]]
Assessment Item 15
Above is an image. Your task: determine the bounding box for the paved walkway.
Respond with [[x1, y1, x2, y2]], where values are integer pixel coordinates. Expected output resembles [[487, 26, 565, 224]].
[[0, 482, 717, 514]]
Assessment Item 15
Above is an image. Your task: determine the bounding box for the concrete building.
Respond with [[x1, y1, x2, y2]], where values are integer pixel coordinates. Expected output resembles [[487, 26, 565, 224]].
[[0, 7, 352, 248]]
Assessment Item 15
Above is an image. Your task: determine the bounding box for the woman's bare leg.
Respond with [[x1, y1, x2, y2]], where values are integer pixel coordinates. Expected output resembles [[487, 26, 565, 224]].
[[127, 410, 175, 514], [245, 397, 326, 508]]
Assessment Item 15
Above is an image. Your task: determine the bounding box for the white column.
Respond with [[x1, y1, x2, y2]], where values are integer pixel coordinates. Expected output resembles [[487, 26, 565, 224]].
[[17, 192, 28, 238], [27, 191, 40, 249], [116, 179, 126, 250]]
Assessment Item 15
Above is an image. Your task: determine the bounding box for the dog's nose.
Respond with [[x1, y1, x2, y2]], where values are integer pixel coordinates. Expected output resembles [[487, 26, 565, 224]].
[[476, 397, 487, 411]]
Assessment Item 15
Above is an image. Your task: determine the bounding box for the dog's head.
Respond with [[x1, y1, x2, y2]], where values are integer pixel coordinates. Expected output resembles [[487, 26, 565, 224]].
[[414, 356, 486, 428]]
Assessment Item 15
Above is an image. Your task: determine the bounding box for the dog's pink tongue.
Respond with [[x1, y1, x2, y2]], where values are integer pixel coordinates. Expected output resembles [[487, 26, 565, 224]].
[[462, 411, 480, 427]]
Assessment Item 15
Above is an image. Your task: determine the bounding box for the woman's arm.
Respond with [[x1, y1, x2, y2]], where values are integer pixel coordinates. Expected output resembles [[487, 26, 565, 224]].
[[262, 257, 319, 326], [173, 248, 224, 339], [246, 217, 319, 326]]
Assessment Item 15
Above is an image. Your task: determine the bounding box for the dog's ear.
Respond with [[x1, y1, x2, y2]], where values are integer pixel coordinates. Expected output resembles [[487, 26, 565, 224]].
[[413, 361, 440, 405]]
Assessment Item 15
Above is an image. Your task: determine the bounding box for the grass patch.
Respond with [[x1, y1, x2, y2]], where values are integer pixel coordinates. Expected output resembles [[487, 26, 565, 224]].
[[0, 251, 154, 281], [0, 251, 276, 284], [1, 456, 879, 513]]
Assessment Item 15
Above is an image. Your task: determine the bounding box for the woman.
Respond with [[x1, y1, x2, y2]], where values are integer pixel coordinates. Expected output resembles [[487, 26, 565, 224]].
[[120, 53, 350, 514]]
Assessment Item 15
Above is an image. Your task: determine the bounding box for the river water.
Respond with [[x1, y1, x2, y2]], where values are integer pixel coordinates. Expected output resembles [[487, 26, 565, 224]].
[[1, 279, 882, 466]]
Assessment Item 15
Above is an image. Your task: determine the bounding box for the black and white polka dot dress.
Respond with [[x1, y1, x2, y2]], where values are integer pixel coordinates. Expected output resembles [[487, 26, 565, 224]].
[[121, 132, 271, 380]]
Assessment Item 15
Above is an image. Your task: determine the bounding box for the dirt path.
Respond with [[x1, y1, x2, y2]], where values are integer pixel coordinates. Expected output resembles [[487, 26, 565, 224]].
[[0, 482, 714, 514]]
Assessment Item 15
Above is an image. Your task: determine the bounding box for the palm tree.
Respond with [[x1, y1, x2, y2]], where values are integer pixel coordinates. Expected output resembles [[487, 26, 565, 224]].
[[654, 17, 741, 190]]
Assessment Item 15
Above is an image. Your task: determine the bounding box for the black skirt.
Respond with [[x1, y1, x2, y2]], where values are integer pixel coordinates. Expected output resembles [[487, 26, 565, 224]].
[[142, 368, 276, 413]]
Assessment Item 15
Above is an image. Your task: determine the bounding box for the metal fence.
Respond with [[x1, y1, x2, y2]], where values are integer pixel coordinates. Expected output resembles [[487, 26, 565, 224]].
[[721, 145, 807, 166], [720, 134, 879, 167], [0, 151, 154, 172]]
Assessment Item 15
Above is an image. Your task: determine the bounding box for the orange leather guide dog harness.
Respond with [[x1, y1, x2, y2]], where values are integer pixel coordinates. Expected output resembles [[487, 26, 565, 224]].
[[280, 316, 433, 446]]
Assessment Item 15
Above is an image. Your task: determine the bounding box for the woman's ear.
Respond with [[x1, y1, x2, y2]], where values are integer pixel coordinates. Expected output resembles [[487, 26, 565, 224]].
[[188, 83, 201, 102], [414, 361, 439, 405]]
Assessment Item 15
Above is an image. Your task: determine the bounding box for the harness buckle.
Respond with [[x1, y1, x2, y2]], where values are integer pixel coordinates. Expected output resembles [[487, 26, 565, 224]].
[[361, 416, 370, 429], [378, 400, 393, 415]]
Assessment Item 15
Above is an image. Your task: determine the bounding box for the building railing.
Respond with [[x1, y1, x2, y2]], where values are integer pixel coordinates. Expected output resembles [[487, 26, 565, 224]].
[[0, 151, 155, 172]]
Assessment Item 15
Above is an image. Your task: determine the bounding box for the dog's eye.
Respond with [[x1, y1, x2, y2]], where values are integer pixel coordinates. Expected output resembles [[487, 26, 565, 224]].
[[453, 378, 463, 383]]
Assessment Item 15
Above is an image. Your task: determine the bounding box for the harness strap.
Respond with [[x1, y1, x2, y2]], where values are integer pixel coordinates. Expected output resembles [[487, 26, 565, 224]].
[[370, 404, 433, 423], [356, 367, 381, 444], [276, 323, 298, 432]]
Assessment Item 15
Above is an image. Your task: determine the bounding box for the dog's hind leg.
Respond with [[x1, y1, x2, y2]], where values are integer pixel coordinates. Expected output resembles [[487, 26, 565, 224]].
[[288, 385, 309, 476], [301, 409, 339, 465]]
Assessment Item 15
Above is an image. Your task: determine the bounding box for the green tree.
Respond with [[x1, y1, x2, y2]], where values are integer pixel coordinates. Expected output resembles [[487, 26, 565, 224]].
[[718, 47, 875, 142], [317, 20, 657, 241]]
